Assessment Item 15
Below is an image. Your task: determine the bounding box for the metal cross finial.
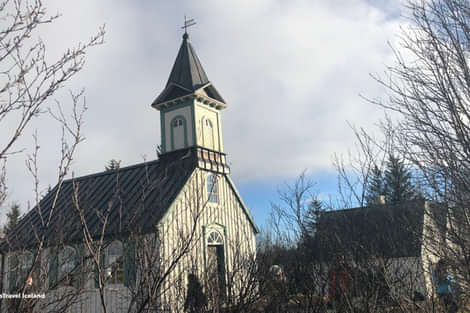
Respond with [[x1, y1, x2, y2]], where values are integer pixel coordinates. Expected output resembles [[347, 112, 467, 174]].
[[181, 16, 196, 35]]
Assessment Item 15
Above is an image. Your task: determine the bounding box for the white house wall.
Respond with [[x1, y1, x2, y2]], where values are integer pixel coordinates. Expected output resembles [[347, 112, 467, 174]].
[[420, 202, 443, 298]]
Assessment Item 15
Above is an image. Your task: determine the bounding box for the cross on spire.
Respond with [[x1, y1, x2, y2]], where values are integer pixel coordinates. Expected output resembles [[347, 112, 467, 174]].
[[181, 16, 196, 38]]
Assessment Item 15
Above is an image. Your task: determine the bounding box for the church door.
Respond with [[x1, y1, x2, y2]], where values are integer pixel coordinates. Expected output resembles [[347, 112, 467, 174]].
[[207, 231, 225, 298]]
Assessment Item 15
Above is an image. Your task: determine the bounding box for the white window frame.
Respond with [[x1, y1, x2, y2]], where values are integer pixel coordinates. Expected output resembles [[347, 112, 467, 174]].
[[105, 241, 124, 285], [207, 230, 224, 245]]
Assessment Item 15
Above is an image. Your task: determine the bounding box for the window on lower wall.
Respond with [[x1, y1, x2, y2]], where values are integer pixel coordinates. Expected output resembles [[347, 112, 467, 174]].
[[59, 246, 79, 286], [94, 240, 136, 288], [20, 252, 34, 287], [8, 254, 18, 292], [9, 252, 39, 292], [105, 241, 124, 284]]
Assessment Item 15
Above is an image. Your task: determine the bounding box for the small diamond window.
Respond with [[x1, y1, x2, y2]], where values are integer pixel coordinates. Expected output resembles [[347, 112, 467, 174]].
[[207, 231, 223, 245]]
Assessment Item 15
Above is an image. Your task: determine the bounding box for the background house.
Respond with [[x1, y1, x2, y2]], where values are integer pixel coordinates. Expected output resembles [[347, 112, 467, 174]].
[[313, 199, 446, 300]]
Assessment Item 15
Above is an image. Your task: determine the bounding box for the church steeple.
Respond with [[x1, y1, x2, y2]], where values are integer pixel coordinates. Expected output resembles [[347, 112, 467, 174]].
[[152, 29, 229, 174]]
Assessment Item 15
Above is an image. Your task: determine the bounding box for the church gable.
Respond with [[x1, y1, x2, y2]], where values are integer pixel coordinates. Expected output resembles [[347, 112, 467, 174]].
[[156, 168, 257, 307], [160, 168, 258, 244]]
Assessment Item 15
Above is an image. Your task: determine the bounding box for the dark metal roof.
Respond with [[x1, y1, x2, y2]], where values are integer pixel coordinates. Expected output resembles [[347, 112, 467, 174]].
[[153, 34, 225, 106], [2, 149, 198, 251], [313, 200, 441, 260]]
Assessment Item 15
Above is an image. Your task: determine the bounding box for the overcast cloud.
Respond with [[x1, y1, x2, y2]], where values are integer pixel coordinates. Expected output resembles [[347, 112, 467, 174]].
[[2, 0, 404, 217]]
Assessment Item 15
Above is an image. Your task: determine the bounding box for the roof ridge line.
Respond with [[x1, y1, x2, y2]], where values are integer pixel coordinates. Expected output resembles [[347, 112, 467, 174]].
[[187, 40, 206, 86], [62, 159, 160, 184], [325, 199, 426, 213], [185, 39, 196, 88]]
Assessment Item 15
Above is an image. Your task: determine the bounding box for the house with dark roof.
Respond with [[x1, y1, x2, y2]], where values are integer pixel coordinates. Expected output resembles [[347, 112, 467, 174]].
[[313, 200, 446, 300], [0, 30, 258, 313]]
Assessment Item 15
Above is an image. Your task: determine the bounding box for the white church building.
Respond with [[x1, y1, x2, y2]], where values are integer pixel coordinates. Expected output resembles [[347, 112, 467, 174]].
[[0, 30, 258, 313]]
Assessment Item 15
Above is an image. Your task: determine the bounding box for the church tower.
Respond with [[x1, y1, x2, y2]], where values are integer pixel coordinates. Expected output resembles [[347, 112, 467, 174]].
[[152, 31, 229, 173]]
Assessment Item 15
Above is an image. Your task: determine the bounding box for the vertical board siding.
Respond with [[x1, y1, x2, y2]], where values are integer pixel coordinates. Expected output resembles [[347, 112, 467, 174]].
[[159, 169, 256, 310]]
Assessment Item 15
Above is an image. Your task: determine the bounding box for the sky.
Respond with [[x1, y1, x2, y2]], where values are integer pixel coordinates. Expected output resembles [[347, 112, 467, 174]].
[[1, 0, 405, 229]]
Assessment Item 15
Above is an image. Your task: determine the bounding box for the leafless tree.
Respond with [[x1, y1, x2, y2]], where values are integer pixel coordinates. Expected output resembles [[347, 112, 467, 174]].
[[0, 0, 104, 312], [269, 171, 321, 245], [332, 125, 395, 209], [365, 0, 470, 310], [0, 0, 105, 210], [4, 92, 97, 313], [266, 170, 454, 313], [261, 174, 332, 313], [0, 0, 105, 151]]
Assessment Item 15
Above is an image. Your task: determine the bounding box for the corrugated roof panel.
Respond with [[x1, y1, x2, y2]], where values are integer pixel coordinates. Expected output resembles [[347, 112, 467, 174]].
[[2, 149, 198, 251]]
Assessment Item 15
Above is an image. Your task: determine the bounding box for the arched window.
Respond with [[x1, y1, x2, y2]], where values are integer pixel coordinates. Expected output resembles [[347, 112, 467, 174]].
[[207, 174, 218, 203], [59, 246, 78, 285], [207, 230, 224, 245], [170, 116, 187, 150], [173, 118, 184, 128], [105, 241, 124, 284]]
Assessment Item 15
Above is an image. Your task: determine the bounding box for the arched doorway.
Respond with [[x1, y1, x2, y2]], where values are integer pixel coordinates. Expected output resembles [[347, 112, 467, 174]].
[[206, 230, 225, 297]]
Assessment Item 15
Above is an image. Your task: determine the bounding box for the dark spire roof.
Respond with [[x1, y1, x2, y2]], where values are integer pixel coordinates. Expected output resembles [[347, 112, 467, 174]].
[[167, 33, 209, 91], [152, 33, 225, 107]]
